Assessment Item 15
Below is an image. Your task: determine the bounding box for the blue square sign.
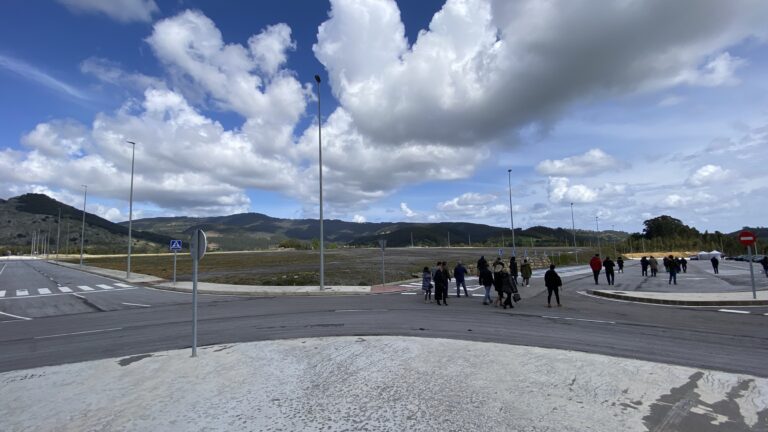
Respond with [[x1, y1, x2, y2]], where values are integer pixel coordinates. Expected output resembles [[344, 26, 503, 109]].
[[170, 240, 183, 251]]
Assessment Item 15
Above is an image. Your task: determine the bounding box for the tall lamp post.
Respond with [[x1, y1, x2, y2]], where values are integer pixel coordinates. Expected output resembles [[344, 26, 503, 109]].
[[314, 74, 325, 290], [126, 140, 136, 279], [507, 169, 516, 256], [79, 185, 87, 267], [570, 203, 578, 263], [595, 215, 602, 256], [611, 224, 617, 257]]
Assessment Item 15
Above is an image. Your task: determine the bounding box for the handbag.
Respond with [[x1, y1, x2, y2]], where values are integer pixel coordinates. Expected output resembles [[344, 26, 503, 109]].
[[513, 293, 521, 302]]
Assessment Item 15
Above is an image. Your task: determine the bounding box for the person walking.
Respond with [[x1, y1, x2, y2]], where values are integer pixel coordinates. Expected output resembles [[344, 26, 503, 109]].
[[477, 255, 488, 272], [433, 262, 447, 306], [616, 256, 624, 273], [680, 257, 688, 273], [501, 268, 516, 309], [492, 258, 505, 307], [760, 255, 768, 278], [649, 256, 659, 277], [520, 258, 532, 287], [441, 262, 451, 304], [509, 256, 519, 285], [479, 264, 494, 305], [589, 254, 602, 285], [662, 256, 670, 273], [711, 256, 720, 274], [421, 266, 433, 303], [668, 255, 678, 285], [454, 261, 468, 297], [544, 264, 563, 308], [640, 256, 649, 276], [603, 256, 616, 285]]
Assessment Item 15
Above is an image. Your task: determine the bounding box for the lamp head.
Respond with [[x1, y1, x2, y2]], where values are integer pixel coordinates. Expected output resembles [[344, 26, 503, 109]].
[[314, 75, 321, 83]]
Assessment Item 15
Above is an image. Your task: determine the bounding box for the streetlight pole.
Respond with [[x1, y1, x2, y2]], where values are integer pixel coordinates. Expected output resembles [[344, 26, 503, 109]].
[[126, 140, 136, 279], [80, 185, 87, 267], [507, 169, 516, 256], [595, 215, 601, 256], [56, 207, 61, 260], [314, 74, 325, 290], [612, 224, 617, 257], [570, 203, 578, 263]]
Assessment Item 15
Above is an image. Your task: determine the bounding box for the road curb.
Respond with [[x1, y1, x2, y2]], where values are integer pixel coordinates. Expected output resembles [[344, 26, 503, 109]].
[[587, 290, 768, 306], [149, 284, 372, 297]]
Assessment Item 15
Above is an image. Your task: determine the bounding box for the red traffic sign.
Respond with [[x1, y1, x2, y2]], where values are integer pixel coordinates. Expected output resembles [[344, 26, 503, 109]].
[[739, 231, 757, 246]]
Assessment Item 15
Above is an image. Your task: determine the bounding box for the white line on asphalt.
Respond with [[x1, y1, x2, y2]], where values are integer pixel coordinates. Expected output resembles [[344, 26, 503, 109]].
[[37, 288, 52, 295], [121, 302, 151, 307], [0, 290, 5, 297], [59, 287, 72, 293], [34, 327, 122, 339], [77, 285, 94, 291], [17, 289, 29, 296], [0, 287, 137, 301], [0, 310, 32, 320], [335, 309, 388, 312], [114, 283, 133, 288], [718, 309, 750, 314], [541, 315, 616, 324], [97, 284, 114, 290], [574, 290, 768, 309], [400, 292, 418, 295], [0, 263, 6, 276]]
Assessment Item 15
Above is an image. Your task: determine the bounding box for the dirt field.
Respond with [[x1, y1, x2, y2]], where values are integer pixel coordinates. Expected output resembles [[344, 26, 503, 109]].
[[70, 247, 594, 286]]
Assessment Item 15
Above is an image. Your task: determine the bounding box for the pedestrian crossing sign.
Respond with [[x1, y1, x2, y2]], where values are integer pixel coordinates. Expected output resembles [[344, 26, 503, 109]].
[[170, 240, 183, 251]]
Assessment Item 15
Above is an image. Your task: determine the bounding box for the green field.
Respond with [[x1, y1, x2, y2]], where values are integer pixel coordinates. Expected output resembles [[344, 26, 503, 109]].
[[69, 247, 595, 286]]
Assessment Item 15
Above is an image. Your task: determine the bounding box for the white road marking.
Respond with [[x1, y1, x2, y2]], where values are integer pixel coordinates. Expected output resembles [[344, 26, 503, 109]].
[[121, 302, 150, 308], [718, 309, 750, 314], [34, 327, 122, 339], [0, 263, 6, 276], [335, 309, 388, 312], [17, 289, 29, 296], [97, 284, 114, 290], [541, 315, 616, 324], [37, 288, 52, 295], [400, 292, 417, 295], [59, 287, 72, 293], [114, 283, 133, 288], [77, 285, 94, 291], [0, 287, 137, 301], [0, 310, 32, 321], [0, 290, 5, 297]]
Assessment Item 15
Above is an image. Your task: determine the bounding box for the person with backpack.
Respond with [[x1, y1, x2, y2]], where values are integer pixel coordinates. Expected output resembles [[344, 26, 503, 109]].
[[544, 264, 563, 308], [454, 261, 468, 298], [668, 255, 679, 285], [520, 258, 532, 287], [421, 266, 432, 304], [616, 256, 624, 273], [492, 258, 505, 307], [649, 256, 659, 277], [640, 256, 649, 276], [589, 254, 602, 285], [603, 256, 616, 285], [478, 264, 494, 305]]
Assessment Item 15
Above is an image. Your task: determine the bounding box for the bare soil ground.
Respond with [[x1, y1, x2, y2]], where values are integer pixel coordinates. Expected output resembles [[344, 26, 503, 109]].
[[68, 247, 593, 286]]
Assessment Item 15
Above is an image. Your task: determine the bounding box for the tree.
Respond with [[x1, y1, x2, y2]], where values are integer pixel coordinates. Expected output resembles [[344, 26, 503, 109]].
[[642, 215, 699, 239]]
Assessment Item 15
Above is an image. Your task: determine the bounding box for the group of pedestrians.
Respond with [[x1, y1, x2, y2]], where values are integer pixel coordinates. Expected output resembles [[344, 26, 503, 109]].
[[588, 254, 624, 286], [422, 255, 564, 308]]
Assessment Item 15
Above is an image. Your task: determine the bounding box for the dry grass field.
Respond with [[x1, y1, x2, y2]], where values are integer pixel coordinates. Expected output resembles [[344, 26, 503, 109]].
[[69, 247, 593, 286]]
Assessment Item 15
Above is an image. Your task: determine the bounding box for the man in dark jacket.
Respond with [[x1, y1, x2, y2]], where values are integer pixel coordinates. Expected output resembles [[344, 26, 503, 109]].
[[544, 264, 563, 307], [668, 255, 678, 285], [603, 256, 616, 285], [509, 256, 519, 284], [680, 257, 688, 273], [454, 261, 468, 298], [640, 256, 649, 276], [477, 255, 488, 272], [433, 262, 447, 306], [616, 256, 624, 273], [711, 256, 720, 274], [479, 265, 494, 305], [761, 255, 768, 277]]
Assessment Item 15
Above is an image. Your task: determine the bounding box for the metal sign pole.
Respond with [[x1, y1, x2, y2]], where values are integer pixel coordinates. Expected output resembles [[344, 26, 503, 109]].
[[173, 250, 177, 286], [192, 250, 198, 357], [748, 245, 756, 299]]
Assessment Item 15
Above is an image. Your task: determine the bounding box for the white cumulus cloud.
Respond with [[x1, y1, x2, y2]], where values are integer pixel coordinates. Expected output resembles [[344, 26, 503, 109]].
[[400, 202, 416, 217], [536, 149, 621, 176], [57, 0, 159, 23], [687, 165, 731, 186]]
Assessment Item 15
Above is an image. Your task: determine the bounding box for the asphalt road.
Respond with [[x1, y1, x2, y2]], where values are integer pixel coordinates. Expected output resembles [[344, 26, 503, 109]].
[[0, 259, 766, 377]]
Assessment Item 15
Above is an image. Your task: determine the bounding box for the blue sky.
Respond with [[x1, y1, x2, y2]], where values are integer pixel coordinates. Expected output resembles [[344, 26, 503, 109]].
[[1, 0, 767, 234]]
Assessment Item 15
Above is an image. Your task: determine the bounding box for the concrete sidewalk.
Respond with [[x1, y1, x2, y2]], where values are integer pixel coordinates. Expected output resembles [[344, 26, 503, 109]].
[[589, 289, 768, 306], [2, 336, 766, 431]]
